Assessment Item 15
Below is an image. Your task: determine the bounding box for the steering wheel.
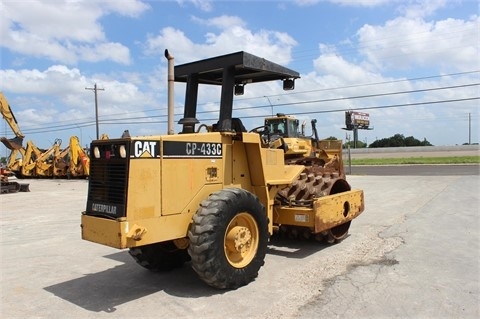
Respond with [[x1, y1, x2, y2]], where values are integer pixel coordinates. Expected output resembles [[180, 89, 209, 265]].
[[249, 125, 269, 134], [249, 125, 271, 144]]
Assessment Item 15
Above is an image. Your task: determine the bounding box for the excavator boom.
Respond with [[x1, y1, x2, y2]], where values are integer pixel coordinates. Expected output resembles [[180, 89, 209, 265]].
[[0, 92, 25, 150]]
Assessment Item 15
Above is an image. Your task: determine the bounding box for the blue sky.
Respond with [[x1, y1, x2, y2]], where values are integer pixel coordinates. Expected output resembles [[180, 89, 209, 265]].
[[1, 0, 479, 155]]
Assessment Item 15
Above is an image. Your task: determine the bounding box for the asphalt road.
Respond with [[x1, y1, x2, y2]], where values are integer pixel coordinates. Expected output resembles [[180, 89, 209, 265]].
[[348, 164, 480, 176], [1, 173, 479, 318]]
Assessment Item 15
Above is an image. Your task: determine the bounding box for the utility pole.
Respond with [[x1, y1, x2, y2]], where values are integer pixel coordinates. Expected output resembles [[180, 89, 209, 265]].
[[85, 83, 104, 139], [468, 112, 471, 145]]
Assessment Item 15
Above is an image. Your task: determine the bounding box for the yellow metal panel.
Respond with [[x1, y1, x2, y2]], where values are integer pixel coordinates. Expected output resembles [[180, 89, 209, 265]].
[[231, 141, 253, 192], [81, 214, 127, 248], [127, 158, 161, 220], [242, 132, 304, 186], [160, 133, 226, 215], [161, 158, 218, 215], [241, 132, 262, 144], [244, 142, 266, 186], [224, 143, 233, 185], [124, 213, 194, 248], [273, 189, 364, 233], [273, 205, 315, 227], [313, 189, 364, 233], [82, 211, 196, 249]]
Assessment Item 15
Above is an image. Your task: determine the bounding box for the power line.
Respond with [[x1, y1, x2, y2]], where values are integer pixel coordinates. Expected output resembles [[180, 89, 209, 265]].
[[18, 69, 479, 127], [9, 74, 480, 135], [98, 97, 480, 125], [92, 82, 480, 123]]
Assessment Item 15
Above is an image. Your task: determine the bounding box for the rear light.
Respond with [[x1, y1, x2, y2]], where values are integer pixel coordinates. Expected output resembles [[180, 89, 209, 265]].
[[119, 145, 127, 158], [93, 146, 100, 158]]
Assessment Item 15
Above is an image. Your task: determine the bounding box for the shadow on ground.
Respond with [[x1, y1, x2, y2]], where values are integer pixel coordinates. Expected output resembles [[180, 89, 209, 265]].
[[44, 236, 336, 312], [43, 251, 220, 313]]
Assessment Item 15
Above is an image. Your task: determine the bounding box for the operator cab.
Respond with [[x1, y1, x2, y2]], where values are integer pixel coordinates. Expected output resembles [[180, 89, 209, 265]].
[[264, 113, 301, 139]]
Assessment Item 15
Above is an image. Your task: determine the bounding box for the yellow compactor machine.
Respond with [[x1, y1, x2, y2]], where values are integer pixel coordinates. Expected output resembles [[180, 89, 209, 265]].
[[81, 51, 365, 289]]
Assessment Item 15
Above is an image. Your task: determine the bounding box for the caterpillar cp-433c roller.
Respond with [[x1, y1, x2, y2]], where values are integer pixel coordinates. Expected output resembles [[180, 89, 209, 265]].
[[81, 51, 365, 289]]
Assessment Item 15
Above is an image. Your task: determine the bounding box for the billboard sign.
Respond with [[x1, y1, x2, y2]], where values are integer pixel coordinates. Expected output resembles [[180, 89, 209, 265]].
[[345, 111, 370, 130]]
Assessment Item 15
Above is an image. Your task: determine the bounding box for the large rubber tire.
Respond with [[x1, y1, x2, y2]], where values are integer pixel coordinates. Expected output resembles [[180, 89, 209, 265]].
[[188, 188, 269, 289], [129, 241, 190, 272]]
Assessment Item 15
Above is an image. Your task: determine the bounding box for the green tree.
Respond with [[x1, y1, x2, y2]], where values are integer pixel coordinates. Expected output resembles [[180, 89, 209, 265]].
[[369, 134, 433, 148]]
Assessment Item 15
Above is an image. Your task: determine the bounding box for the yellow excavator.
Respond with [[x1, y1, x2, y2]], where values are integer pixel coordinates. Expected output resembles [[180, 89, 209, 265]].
[[18, 140, 44, 177], [52, 136, 91, 178], [1, 92, 91, 179], [66, 135, 90, 178], [1, 92, 30, 192], [53, 144, 70, 177], [54, 136, 90, 178], [34, 139, 62, 177], [6, 147, 24, 172]]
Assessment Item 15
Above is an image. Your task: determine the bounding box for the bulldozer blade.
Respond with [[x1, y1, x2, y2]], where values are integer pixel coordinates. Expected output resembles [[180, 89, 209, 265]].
[[0, 136, 24, 150]]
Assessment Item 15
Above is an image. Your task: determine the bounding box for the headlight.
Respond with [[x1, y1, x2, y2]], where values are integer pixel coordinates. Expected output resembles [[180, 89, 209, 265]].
[[93, 146, 100, 158]]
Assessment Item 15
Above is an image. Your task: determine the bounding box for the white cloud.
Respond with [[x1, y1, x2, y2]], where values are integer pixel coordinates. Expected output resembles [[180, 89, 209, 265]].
[[295, 0, 391, 7], [0, 0, 149, 65], [176, 0, 213, 12], [0, 65, 154, 127], [78, 42, 131, 64], [196, 15, 246, 28], [145, 16, 297, 65], [356, 15, 480, 72], [313, 45, 381, 84], [398, 0, 447, 19], [1, 66, 83, 95], [100, 0, 151, 17], [1, 2, 477, 147]]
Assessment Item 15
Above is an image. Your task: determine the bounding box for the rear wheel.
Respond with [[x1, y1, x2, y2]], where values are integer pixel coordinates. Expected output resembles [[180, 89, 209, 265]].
[[188, 188, 268, 289], [129, 241, 190, 272]]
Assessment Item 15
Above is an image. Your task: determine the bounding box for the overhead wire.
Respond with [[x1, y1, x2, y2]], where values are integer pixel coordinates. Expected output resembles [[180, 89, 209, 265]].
[[75, 82, 480, 123], [98, 97, 480, 125], [11, 72, 480, 135]]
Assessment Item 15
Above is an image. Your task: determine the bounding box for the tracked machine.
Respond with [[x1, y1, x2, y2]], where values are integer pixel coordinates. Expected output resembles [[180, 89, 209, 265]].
[[0, 167, 30, 194], [81, 51, 365, 289], [262, 113, 341, 167]]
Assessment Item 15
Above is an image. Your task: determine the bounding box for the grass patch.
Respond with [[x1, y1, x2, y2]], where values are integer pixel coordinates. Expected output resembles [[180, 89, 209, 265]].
[[348, 156, 480, 165]]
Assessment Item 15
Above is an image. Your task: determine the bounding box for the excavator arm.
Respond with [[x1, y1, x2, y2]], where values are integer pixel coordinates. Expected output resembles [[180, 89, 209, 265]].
[[20, 140, 45, 177], [35, 139, 62, 177], [0, 92, 25, 150], [53, 145, 71, 177], [6, 147, 25, 171], [69, 136, 90, 177]]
